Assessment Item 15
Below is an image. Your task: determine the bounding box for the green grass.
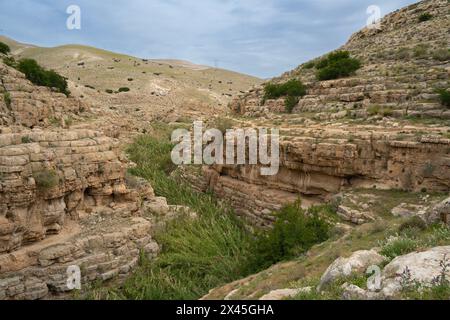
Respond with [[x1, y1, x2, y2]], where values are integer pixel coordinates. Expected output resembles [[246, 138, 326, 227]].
[[85, 124, 255, 299], [380, 224, 450, 261], [85, 123, 336, 300]]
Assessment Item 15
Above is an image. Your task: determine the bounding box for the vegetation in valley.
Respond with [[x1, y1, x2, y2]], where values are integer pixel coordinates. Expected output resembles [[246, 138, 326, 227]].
[[85, 123, 334, 300]]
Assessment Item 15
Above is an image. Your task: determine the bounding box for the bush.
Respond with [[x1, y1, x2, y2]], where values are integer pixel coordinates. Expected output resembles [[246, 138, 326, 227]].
[[17, 59, 69, 96], [436, 89, 450, 107], [264, 79, 306, 100], [251, 201, 330, 269], [367, 105, 393, 117], [118, 87, 130, 92], [3, 56, 16, 67], [316, 51, 361, 81], [432, 49, 450, 62], [3, 92, 11, 108], [285, 96, 299, 113], [418, 13, 432, 22], [0, 42, 10, 55], [21, 136, 33, 144], [105, 89, 114, 94], [263, 79, 306, 113], [380, 237, 418, 260], [303, 60, 316, 69], [396, 47, 411, 60], [413, 44, 428, 59], [399, 216, 427, 233], [33, 169, 60, 190]]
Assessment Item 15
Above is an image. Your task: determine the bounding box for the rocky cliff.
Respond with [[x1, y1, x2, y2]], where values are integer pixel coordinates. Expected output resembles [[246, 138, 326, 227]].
[[0, 60, 164, 299], [184, 0, 450, 226]]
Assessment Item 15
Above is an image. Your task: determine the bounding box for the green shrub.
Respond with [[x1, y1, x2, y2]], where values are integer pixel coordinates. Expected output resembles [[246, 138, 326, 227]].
[[3, 56, 16, 67], [396, 47, 411, 60], [21, 136, 33, 144], [264, 79, 306, 100], [436, 89, 450, 107], [367, 105, 393, 117], [17, 59, 69, 96], [432, 49, 450, 61], [33, 169, 60, 190], [251, 201, 330, 269], [118, 87, 130, 92], [418, 13, 432, 22], [399, 216, 427, 233], [105, 89, 114, 94], [0, 41, 10, 55], [263, 79, 306, 113], [3, 92, 11, 108], [285, 96, 299, 113], [303, 60, 316, 69], [316, 51, 361, 81], [380, 237, 418, 260], [413, 44, 428, 59]]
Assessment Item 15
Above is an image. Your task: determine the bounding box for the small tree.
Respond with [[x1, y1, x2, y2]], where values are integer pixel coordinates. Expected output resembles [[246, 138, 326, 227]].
[[0, 41, 10, 55], [418, 13, 432, 22], [17, 59, 69, 96]]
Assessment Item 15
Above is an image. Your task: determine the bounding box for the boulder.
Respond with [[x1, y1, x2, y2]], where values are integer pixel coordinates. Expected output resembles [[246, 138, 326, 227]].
[[425, 197, 450, 225], [318, 250, 385, 290], [380, 246, 450, 298]]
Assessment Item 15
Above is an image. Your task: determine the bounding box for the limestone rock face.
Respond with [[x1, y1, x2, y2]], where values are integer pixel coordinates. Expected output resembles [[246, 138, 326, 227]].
[[186, 0, 450, 226], [0, 60, 165, 300], [0, 62, 88, 128], [0, 127, 165, 299], [425, 197, 450, 225], [0, 129, 133, 253], [318, 250, 385, 291]]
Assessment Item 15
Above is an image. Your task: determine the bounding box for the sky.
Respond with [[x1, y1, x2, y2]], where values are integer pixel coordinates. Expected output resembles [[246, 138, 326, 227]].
[[0, 0, 418, 78]]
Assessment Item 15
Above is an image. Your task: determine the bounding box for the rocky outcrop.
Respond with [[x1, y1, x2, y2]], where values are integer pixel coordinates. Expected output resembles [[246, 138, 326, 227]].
[[184, 127, 450, 225], [0, 61, 88, 128], [0, 59, 166, 300], [0, 128, 165, 299], [318, 250, 385, 291], [185, 0, 450, 226], [380, 245, 450, 298], [232, 0, 450, 120]]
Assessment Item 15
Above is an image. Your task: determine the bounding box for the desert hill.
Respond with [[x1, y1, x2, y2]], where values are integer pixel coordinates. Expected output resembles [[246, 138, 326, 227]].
[[0, 35, 261, 136]]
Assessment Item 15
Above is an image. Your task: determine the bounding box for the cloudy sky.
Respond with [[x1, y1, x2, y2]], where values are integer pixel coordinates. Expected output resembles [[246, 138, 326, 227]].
[[0, 0, 417, 78]]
